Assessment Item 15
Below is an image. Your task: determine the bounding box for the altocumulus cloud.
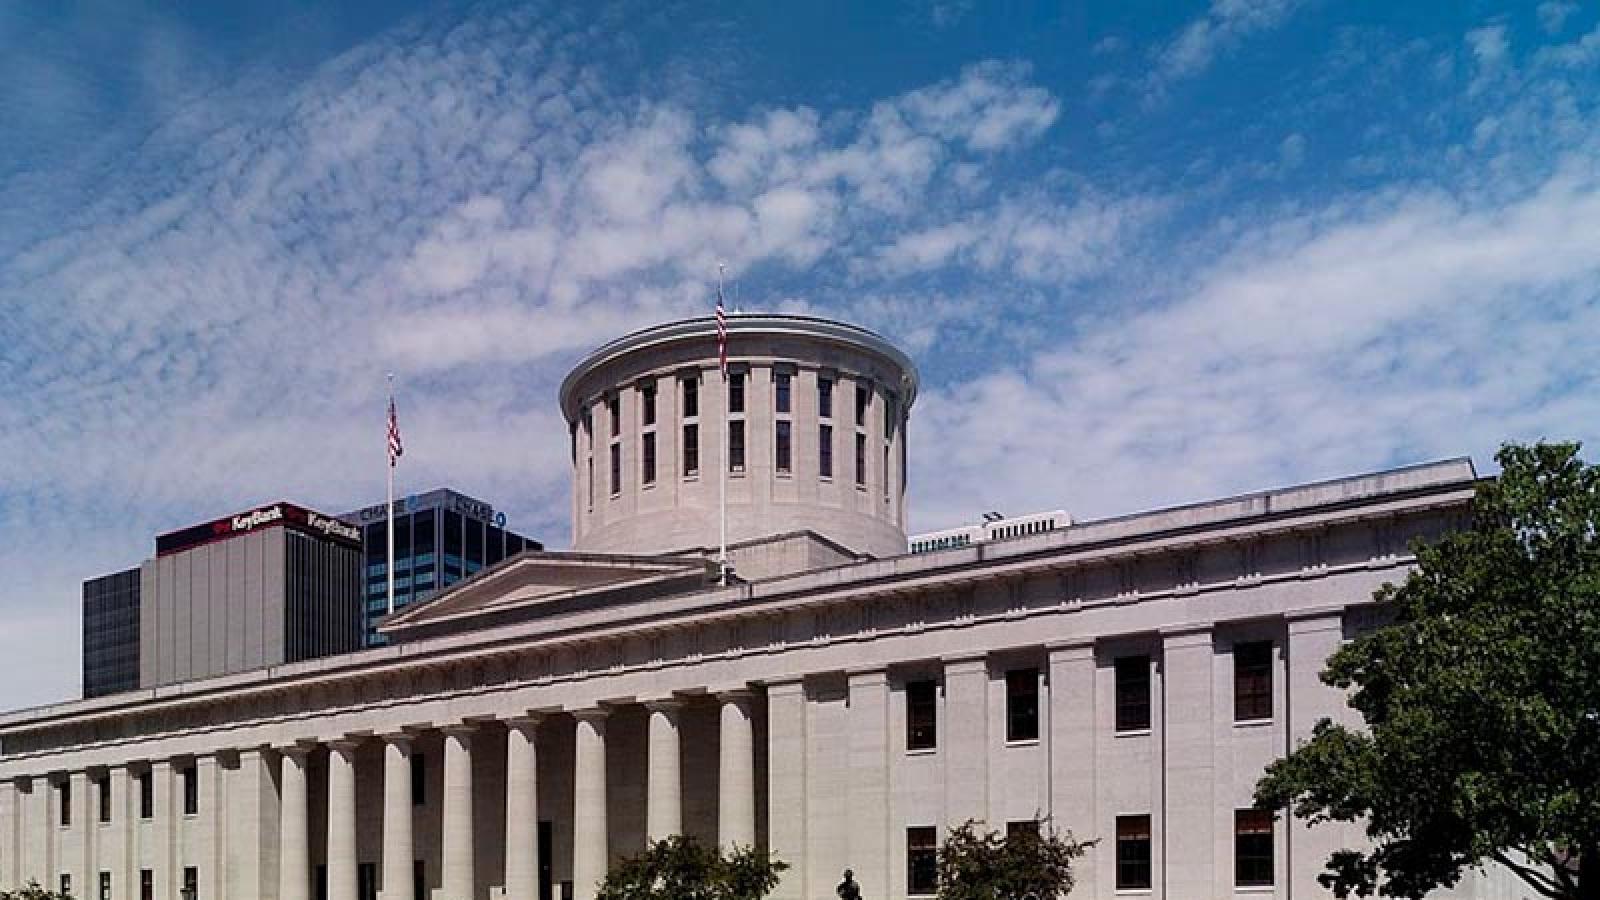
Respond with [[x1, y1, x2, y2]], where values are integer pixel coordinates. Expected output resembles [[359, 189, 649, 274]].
[[1, 3, 1598, 711]]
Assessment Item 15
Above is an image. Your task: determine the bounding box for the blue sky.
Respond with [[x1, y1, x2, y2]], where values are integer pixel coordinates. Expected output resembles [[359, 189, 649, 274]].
[[2, 0, 1598, 711]]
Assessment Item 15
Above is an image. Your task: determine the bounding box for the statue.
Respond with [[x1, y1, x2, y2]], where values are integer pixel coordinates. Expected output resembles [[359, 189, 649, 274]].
[[837, 869, 862, 900]]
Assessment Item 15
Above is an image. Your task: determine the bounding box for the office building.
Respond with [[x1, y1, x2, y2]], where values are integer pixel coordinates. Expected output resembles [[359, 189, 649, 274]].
[[82, 569, 141, 699], [1, 314, 1521, 900], [338, 489, 542, 646]]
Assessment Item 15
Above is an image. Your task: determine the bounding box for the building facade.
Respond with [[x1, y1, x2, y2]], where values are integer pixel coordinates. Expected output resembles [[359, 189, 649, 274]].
[[82, 569, 141, 699], [1, 316, 1524, 900], [338, 490, 542, 646]]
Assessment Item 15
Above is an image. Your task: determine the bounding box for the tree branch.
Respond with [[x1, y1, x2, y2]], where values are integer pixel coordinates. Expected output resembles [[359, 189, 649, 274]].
[[1492, 850, 1567, 900]]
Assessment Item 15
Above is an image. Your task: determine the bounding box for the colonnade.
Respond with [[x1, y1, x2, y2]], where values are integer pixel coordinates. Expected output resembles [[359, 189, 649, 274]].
[[0, 691, 758, 900]]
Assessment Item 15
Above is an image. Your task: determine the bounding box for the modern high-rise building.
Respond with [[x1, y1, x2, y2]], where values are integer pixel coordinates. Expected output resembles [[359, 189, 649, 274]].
[[338, 489, 542, 645], [81, 568, 140, 699]]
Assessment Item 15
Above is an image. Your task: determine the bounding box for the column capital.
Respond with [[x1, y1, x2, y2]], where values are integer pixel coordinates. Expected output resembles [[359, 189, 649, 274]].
[[327, 738, 363, 755], [440, 722, 479, 739], [277, 743, 314, 761], [1160, 623, 1213, 648], [761, 676, 805, 697], [571, 707, 611, 725], [1286, 605, 1347, 633], [715, 687, 755, 703], [505, 714, 544, 734], [845, 667, 889, 686], [378, 731, 415, 748], [1046, 638, 1095, 661], [941, 654, 988, 675], [643, 698, 685, 713]]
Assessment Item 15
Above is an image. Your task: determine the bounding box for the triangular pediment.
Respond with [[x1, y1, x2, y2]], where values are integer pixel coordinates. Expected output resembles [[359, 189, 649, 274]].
[[380, 550, 715, 639]]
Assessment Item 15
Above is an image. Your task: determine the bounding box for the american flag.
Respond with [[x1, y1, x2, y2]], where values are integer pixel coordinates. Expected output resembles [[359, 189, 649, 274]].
[[387, 395, 404, 467], [716, 274, 728, 376]]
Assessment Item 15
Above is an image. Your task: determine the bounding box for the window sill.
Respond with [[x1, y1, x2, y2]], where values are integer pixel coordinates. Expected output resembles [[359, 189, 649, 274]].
[[1114, 728, 1153, 738], [1234, 717, 1275, 728], [776, 471, 792, 479], [641, 482, 656, 491], [1114, 890, 1153, 896], [1235, 885, 1275, 892], [1005, 738, 1040, 748], [682, 474, 699, 482], [905, 747, 937, 757]]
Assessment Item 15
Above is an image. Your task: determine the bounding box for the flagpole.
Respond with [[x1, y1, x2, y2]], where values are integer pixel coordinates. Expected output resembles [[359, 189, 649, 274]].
[[386, 373, 396, 616], [717, 264, 729, 585]]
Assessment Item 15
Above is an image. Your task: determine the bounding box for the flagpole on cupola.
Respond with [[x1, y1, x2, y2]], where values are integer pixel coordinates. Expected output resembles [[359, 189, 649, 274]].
[[386, 373, 404, 616], [716, 263, 730, 585]]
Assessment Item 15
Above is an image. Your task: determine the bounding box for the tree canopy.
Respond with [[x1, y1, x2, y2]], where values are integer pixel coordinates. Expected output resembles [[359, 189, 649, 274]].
[[596, 835, 786, 900], [1255, 442, 1600, 899], [0, 883, 73, 900], [935, 819, 1093, 900]]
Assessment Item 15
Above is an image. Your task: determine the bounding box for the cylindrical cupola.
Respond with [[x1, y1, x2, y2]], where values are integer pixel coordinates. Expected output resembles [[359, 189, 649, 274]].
[[558, 314, 918, 560]]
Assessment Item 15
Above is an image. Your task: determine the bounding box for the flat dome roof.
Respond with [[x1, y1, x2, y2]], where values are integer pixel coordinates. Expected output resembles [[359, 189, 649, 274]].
[[559, 313, 920, 423]]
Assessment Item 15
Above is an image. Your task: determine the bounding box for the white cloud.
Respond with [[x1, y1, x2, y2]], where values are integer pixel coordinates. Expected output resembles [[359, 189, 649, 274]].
[[1538, 2, 1579, 35], [1151, 0, 1306, 87]]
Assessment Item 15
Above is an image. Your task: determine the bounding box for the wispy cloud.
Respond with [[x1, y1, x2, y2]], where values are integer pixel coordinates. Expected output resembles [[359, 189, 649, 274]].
[[1148, 0, 1308, 91]]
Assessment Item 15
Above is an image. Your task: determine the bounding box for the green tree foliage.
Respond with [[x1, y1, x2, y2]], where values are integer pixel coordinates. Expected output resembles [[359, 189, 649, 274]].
[[596, 834, 787, 900], [1256, 442, 1600, 899], [0, 882, 73, 900], [936, 820, 1093, 900]]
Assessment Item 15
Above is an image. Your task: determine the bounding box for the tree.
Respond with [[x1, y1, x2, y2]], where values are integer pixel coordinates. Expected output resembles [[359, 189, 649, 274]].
[[1255, 442, 1600, 899], [596, 834, 787, 900], [0, 882, 73, 900], [936, 819, 1094, 900]]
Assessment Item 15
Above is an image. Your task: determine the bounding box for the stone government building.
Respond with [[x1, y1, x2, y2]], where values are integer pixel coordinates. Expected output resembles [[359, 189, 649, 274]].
[[0, 315, 1523, 900]]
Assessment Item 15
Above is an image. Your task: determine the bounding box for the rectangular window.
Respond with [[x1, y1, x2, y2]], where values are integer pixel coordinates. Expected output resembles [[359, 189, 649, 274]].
[[819, 424, 833, 478], [1115, 655, 1151, 732], [141, 869, 153, 900], [906, 680, 937, 751], [884, 445, 891, 500], [359, 862, 378, 900], [98, 774, 111, 823], [854, 433, 866, 486], [775, 372, 791, 413], [775, 421, 791, 473], [182, 765, 198, 815], [683, 424, 699, 476], [641, 382, 656, 426], [411, 754, 425, 806], [729, 420, 745, 473], [642, 433, 657, 485], [183, 866, 198, 900], [1006, 668, 1040, 742], [60, 875, 71, 897], [1234, 641, 1273, 721], [729, 373, 745, 414], [818, 377, 833, 418], [907, 826, 938, 896], [682, 377, 698, 418], [138, 772, 152, 820], [607, 395, 620, 437], [885, 394, 896, 435], [1116, 815, 1152, 890], [1235, 809, 1275, 886], [609, 443, 621, 496], [855, 384, 868, 426], [413, 861, 426, 900], [59, 780, 70, 826], [99, 871, 111, 900], [1007, 820, 1041, 841]]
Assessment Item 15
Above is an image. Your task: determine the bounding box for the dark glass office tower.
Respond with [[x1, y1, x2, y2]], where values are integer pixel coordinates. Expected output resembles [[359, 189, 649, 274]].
[[83, 568, 141, 698], [339, 489, 542, 646]]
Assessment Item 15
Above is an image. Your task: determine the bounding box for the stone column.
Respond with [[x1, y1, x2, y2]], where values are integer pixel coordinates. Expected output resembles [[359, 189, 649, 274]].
[[1161, 626, 1214, 899], [505, 716, 542, 900], [764, 679, 807, 900], [571, 709, 610, 900], [328, 741, 361, 900], [442, 725, 477, 900], [228, 748, 278, 900], [278, 747, 312, 900], [644, 701, 683, 841], [1046, 641, 1097, 898], [717, 691, 756, 850], [197, 755, 223, 900], [106, 767, 134, 900], [942, 655, 989, 825], [150, 759, 174, 900], [69, 769, 91, 900], [380, 734, 416, 900], [1287, 609, 1353, 897], [847, 670, 890, 900], [0, 778, 16, 889]]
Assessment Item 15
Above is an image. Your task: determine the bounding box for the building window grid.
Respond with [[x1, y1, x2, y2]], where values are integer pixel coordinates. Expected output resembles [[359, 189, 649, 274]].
[[1234, 641, 1274, 721], [682, 375, 700, 479], [729, 372, 745, 414], [854, 433, 867, 487], [775, 420, 792, 474], [818, 377, 833, 419], [183, 866, 199, 900], [609, 443, 622, 497], [141, 869, 153, 900], [182, 765, 198, 815], [642, 432, 657, 486], [906, 679, 937, 751], [138, 771, 153, 820], [606, 394, 620, 438], [1235, 809, 1276, 887], [58, 780, 70, 827], [729, 420, 746, 473], [907, 826, 938, 896], [774, 372, 791, 414], [97, 774, 111, 824], [1116, 815, 1153, 890], [640, 381, 657, 427], [1115, 655, 1152, 732], [819, 424, 833, 479], [1005, 667, 1040, 742], [683, 424, 700, 477], [99, 871, 111, 900]]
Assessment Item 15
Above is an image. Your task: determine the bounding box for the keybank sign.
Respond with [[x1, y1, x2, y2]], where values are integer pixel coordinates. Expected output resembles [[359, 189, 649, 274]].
[[227, 505, 284, 533], [306, 511, 360, 542], [159, 501, 364, 556]]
